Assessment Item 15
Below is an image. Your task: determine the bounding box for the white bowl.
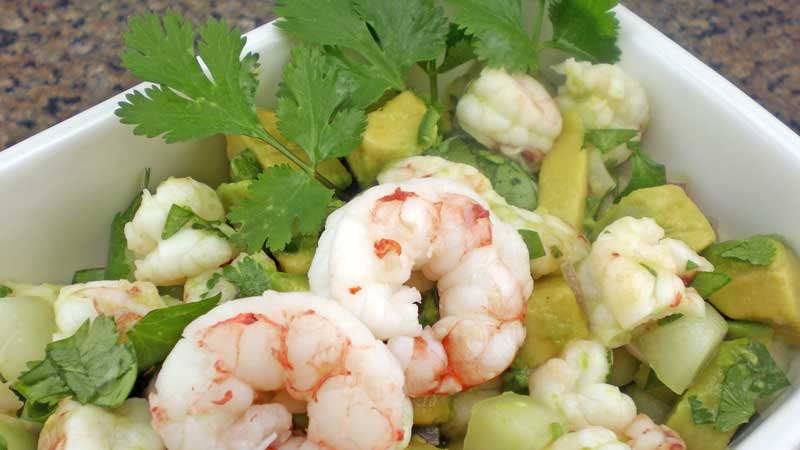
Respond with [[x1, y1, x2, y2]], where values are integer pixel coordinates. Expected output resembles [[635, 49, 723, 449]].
[[1, 5, 799, 449]]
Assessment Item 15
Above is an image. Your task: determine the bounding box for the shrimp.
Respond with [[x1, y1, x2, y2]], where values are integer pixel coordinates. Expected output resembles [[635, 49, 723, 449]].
[[309, 178, 533, 396], [547, 426, 631, 450], [624, 414, 686, 450], [577, 217, 713, 347], [38, 398, 164, 450], [149, 292, 412, 450], [455, 68, 563, 170], [378, 156, 590, 278], [52, 280, 165, 340], [529, 340, 636, 433]]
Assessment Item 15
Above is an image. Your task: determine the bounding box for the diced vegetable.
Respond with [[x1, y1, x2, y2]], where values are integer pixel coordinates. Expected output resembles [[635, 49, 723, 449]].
[[726, 320, 774, 343], [623, 385, 671, 424], [406, 436, 440, 450], [537, 113, 587, 229], [0, 415, 38, 450], [347, 91, 436, 187], [632, 303, 728, 394], [632, 365, 678, 405], [441, 381, 501, 439], [273, 235, 318, 275], [703, 235, 800, 342], [412, 396, 453, 425], [591, 184, 716, 251], [216, 180, 252, 213], [0, 296, 55, 382], [609, 347, 640, 387], [463, 392, 566, 450], [513, 274, 590, 369], [0, 383, 22, 415]]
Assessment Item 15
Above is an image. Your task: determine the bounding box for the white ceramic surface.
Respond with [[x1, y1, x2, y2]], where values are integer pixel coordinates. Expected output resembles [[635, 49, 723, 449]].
[[1, 5, 799, 449]]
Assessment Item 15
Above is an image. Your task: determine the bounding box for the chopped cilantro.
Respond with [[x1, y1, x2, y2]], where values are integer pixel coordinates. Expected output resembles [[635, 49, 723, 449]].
[[658, 314, 684, 326], [0, 285, 11, 298], [501, 364, 532, 395], [71, 268, 107, 284], [639, 262, 657, 277], [550, 246, 563, 258], [230, 149, 262, 182], [161, 204, 224, 240], [222, 256, 273, 298], [686, 260, 699, 271], [105, 171, 149, 281], [690, 272, 732, 298], [720, 236, 776, 266], [688, 395, 715, 424], [549, 422, 565, 440], [617, 150, 667, 200], [584, 128, 639, 153], [419, 291, 440, 327], [519, 229, 547, 259], [206, 272, 223, 291], [547, 0, 621, 63], [14, 316, 137, 422], [437, 24, 476, 73], [127, 295, 220, 371]]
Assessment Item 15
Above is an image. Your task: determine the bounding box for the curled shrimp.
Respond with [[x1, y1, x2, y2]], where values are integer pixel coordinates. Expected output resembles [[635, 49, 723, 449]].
[[52, 280, 165, 340], [309, 178, 533, 396], [149, 292, 411, 450], [624, 414, 686, 450], [547, 426, 631, 450]]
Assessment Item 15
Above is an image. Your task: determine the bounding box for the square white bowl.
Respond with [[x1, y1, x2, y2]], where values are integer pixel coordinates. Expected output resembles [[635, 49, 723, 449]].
[[1, 5, 798, 449]]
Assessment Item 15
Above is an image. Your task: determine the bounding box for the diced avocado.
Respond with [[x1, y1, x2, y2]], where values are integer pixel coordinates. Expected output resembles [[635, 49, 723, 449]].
[[0, 415, 38, 450], [463, 392, 566, 450], [406, 436, 440, 450], [412, 395, 454, 425], [591, 185, 716, 251], [632, 365, 678, 405], [226, 109, 352, 190], [704, 236, 800, 342], [609, 347, 640, 387], [346, 91, 437, 187], [273, 235, 317, 275], [537, 112, 587, 229], [217, 180, 252, 213], [623, 385, 671, 424], [446, 440, 464, 450], [726, 320, 774, 344], [513, 274, 589, 369], [666, 339, 749, 450], [269, 272, 309, 292]]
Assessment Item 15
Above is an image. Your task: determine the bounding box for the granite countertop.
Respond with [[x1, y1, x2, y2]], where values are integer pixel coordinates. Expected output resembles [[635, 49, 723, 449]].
[[1, 1, 797, 149]]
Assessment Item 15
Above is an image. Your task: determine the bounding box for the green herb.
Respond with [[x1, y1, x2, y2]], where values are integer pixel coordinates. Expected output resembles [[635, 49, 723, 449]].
[[501, 364, 532, 395], [584, 129, 639, 153], [222, 256, 272, 298], [686, 260, 699, 271], [719, 236, 776, 266], [276, 0, 448, 98], [276, 45, 367, 165], [419, 291, 440, 327], [550, 246, 563, 258], [0, 285, 11, 298], [639, 262, 657, 277], [437, 24, 476, 74], [127, 295, 220, 371], [105, 172, 149, 281], [14, 316, 137, 421], [690, 272, 732, 298], [658, 314, 684, 326], [230, 149, 262, 182], [547, 0, 622, 63], [229, 166, 334, 253], [71, 268, 107, 284], [549, 422, 565, 440], [161, 204, 225, 240], [206, 272, 223, 291], [519, 229, 547, 259], [617, 150, 666, 200], [688, 395, 715, 424]]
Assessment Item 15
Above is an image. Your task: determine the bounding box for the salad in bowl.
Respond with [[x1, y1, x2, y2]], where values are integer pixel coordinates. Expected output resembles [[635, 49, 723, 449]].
[[0, 1, 796, 450]]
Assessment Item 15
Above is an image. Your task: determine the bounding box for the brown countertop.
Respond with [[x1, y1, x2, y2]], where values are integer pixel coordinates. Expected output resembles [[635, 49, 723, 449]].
[[1, 0, 797, 149]]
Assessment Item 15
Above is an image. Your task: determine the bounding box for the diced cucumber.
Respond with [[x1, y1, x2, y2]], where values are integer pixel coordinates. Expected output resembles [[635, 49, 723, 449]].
[[632, 303, 727, 394], [623, 385, 671, 424], [609, 347, 640, 387], [0, 296, 55, 382], [412, 396, 453, 425], [0, 415, 39, 450], [632, 365, 678, 405], [441, 382, 501, 439]]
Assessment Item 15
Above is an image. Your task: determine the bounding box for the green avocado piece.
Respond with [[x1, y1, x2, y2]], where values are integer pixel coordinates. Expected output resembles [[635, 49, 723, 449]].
[[463, 393, 566, 450], [273, 235, 318, 275], [513, 274, 590, 369], [0, 415, 38, 450], [406, 436, 440, 450], [666, 339, 750, 450], [412, 395, 454, 425], [346, 91, 436, 188], [591, 184, 716, 251], [703, 236, 800, 343], [216, 180, 252, 213], [609, 347, 640, 387]]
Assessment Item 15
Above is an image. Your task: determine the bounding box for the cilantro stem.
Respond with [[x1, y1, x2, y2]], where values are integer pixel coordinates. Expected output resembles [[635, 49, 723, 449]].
[[532, 0, 547, 44], [251, 128, 337, 190], [427, 61, 439, 102]]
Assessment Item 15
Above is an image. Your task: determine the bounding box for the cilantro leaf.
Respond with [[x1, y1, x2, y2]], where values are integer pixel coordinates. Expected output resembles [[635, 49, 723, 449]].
[[639, 262, 657, 277], [519, 229, 547, 259], [228, 166, 334, 253], [686, 260, 699, 271], [447, 0, 537, 72], [0, 436, 7, 450], [105, 179, 145, 281], [548, 0, 621, 63], [689, 395, 715, 424], [690, 272, 732, 298], [617, 150, 666, 200], [117, 11, 263, 143], [584, 129, 639, 153], [720, 236, 776, 266], [0, 285, 11, 298], [230, 149, 263, 182], [222, 256, 272, 298], [71, 268, 107, 284], [438, 24, 476, 73], [419, 291, 440, 327], [161, 204, 227, 240], [276, 0, 447, 95], [658, 314, 684, 326], [501, 364, 532, 395], [276, 46, 367, 165], [14, 316, 137, 421], [127, 295, 220, 371]]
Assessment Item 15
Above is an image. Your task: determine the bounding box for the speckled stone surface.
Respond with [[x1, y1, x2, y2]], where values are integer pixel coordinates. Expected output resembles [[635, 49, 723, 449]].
[[0, 0, 797, 150]]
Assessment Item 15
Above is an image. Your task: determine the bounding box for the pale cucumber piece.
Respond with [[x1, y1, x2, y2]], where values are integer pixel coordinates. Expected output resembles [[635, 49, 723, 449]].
[[0, 382, 22, 415], [633, 303, 727, 394], [440, 382, 500, 439], [0, 415, 39, 450], [463, 392, 566, 450], [0, 296, 55, 382]]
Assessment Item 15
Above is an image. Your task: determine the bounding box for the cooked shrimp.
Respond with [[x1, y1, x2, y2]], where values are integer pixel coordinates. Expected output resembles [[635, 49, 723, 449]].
[[548, 426, 631, 450], [38, 398, 164, 450], [379, 156, 589, 278], [309, 178, 533, 396], [529, 340, 636, 433], [577, 217, 712, 347], [624, 414, 686, 450], [52, 280, 165, 340], [149, 292, 411, 450]]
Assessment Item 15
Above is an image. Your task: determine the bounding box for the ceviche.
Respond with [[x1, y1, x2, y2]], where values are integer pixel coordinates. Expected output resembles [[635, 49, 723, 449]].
[[1, 1, 796, 450]]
